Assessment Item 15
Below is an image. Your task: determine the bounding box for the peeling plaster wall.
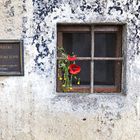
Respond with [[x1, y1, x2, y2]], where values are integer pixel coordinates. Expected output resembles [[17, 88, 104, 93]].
[[0, 0, 140, 140]]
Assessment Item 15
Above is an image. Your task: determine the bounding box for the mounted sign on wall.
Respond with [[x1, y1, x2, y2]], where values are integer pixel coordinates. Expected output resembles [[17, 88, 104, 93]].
[[0, 40, 24, 76]]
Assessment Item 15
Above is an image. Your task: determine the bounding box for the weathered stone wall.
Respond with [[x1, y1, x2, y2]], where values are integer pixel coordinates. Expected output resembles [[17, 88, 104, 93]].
[[0, 0, 140, 140]]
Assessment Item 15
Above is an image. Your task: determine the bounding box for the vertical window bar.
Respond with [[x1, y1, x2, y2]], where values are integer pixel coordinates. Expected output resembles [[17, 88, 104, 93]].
[[91, 26, 94, 93], [115, 28, 122, 92], [57, 32, 63, 92], [122, 25, 126, 94], [57, 32, 63, 56]]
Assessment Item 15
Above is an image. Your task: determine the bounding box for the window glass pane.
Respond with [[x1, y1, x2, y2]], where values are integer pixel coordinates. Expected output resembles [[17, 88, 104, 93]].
[[94, 61, 115, 85], [63, 33, 91, 57], [73, 61, 90, 85], [94, 33, 117, 57]]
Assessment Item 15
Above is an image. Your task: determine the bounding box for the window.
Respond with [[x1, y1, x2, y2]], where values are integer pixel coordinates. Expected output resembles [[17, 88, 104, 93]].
[[57, 24, 123, 93]]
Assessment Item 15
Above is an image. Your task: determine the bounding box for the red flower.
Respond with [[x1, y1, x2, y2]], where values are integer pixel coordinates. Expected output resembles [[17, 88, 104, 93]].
[[67, 55, 77, 61], [69, 64, 81, 75]]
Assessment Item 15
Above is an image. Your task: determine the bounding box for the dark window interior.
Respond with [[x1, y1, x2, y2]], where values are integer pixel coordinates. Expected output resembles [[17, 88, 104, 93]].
[[63, 33, 91, 57], [94, 33, 116, 57], [94, 60, 115, 85], [73, 61, 90, 85]]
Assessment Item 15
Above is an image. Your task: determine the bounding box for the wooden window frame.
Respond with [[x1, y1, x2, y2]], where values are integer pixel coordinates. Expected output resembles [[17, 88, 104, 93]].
[[57, 24, 123, 93]]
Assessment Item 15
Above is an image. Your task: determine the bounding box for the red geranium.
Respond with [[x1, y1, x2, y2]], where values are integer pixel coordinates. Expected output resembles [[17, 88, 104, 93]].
[[69, 64, 81, 75], [67, 55, 77, 61]]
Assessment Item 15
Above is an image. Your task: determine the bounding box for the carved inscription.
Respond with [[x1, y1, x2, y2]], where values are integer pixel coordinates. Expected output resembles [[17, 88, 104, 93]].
[[0, 42, 23, 75]]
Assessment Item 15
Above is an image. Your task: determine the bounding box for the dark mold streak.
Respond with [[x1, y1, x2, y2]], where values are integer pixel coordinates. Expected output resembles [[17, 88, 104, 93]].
[[80, 0, 103, 15], [32, 0, 112, 74], [4, 0, 11, 8], [31, 0, 140, 72], [108, 6, 123, 15], [33, 0, 59, 20], [32, 0, 60, 74], [129, 15, 140, 61]]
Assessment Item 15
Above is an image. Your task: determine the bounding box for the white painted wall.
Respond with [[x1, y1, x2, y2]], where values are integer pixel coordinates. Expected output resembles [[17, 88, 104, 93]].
[[0, 0, 140, 140]]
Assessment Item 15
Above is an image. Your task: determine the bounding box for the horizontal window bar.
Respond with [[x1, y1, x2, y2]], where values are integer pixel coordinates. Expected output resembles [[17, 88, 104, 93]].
[[57, 57, 91, 60], [93, 57, 123, 60], [94, 26, 121, 32], [57, 26, 90, 32], [69, 85, 90, 93], [57, 57, 123, 60], [94, 85, 120, 93]]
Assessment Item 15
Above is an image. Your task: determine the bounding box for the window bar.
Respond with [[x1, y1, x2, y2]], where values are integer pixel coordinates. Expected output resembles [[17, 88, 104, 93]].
[[57, 32, 63, 92], [57, 57, 92, 60], [91, 26, 94, 93], [93, 57, 123, 60], [57, 57, 123, 60], [115, 28, 122, 92]]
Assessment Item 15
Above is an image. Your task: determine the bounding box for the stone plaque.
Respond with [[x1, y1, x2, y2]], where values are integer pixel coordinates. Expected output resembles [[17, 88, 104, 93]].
[[0, 40, 24, 75]]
